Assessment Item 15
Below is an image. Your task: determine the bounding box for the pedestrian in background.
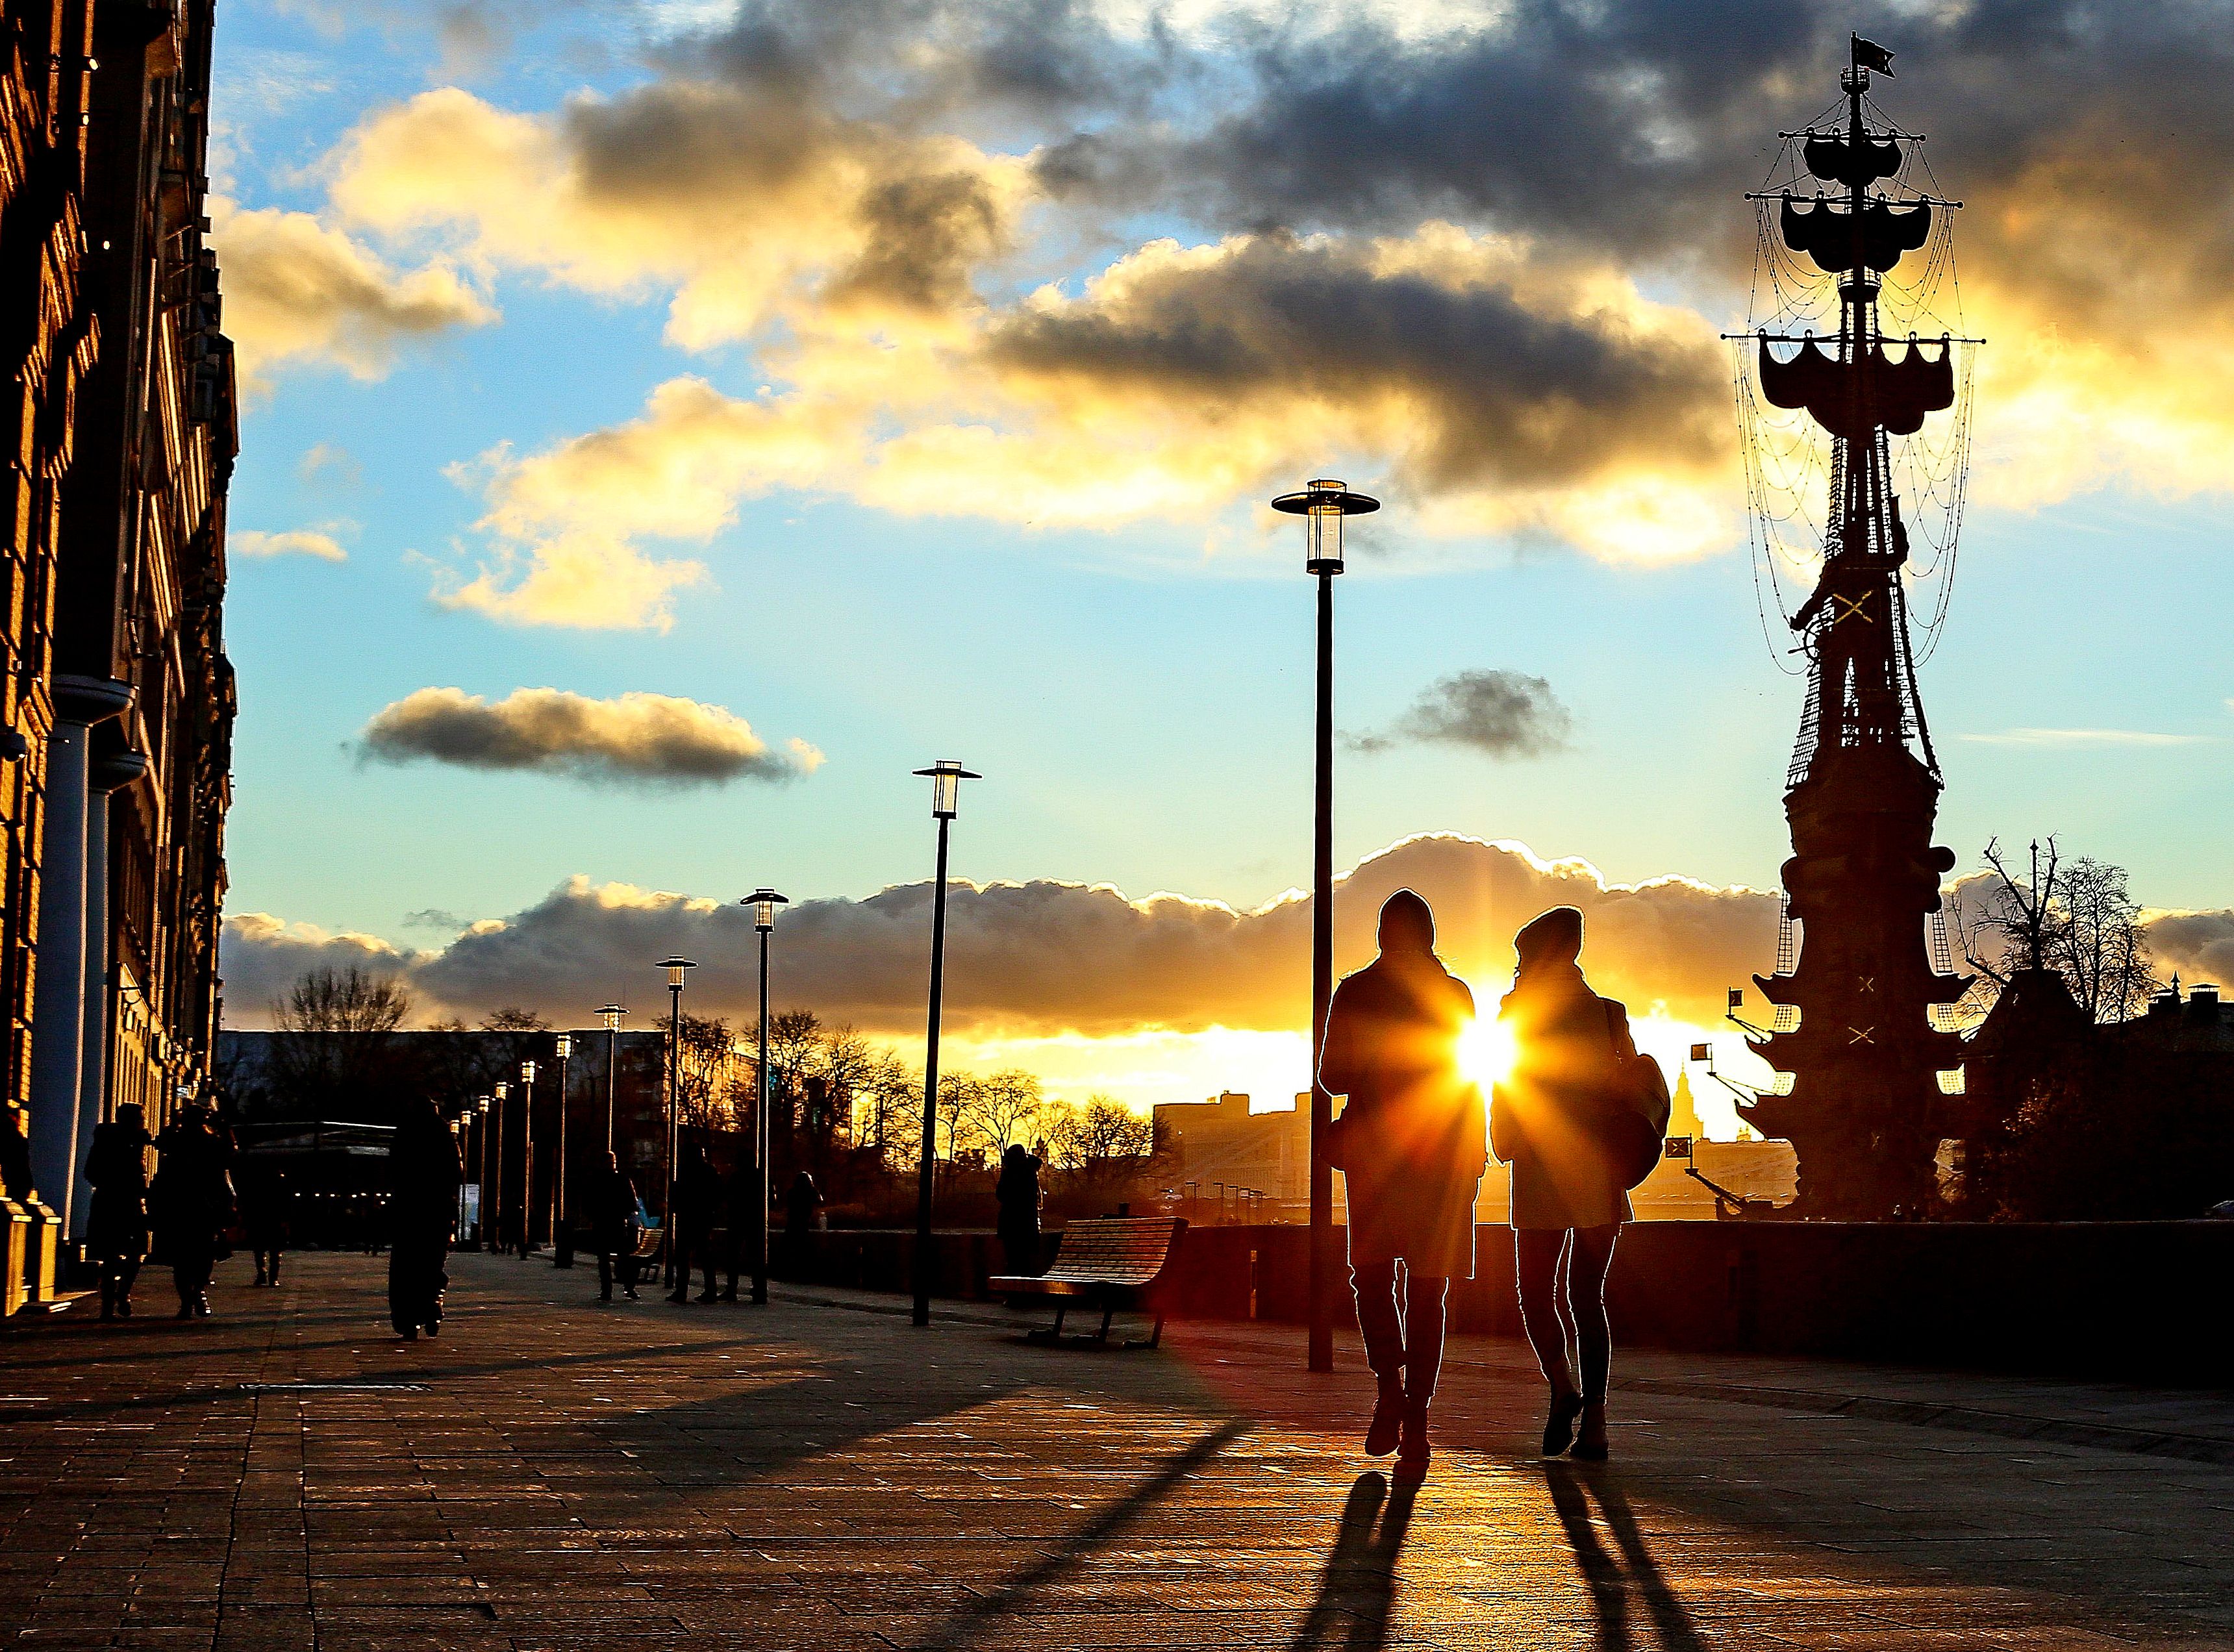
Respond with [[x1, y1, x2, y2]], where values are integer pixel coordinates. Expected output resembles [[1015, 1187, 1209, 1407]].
[[719, 1151, 753, 1301], [782, 1169, 822, 1279], [666, 1140, 720, 1304], [1320, 889, 1483, 1486], [151, 1104, 234, 1320], [995, 1144, 1042, 1279], [387, 1099, 462, 1340], [85, 1102, 153, 1321], [588, 1151, 642, 1303], [238, 1161, 296, 1286], [1493, 905, 1661, 1464]]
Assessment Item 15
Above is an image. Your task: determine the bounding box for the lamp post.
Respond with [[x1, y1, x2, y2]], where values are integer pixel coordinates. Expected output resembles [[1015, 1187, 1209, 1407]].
[[518, 1058, 538, 1255], [740, 889, 789, 1305], [658, 958, 695, 1286], [1272, 477, 1379, 1375], [551, 1034, 573, 1261], [597, 1005, 626, 1153], [489, 1082, 508, 1253], [473, 1095, 490, 1244], [910, 760, 980, 1328]]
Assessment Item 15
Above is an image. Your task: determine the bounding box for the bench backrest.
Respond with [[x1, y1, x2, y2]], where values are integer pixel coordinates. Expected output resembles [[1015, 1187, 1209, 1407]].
[[1042, 1216, 1185, 1286]]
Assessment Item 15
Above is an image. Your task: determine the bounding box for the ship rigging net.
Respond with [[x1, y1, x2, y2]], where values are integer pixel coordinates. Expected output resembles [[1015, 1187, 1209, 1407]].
[[1735, 89, 1976, 697]]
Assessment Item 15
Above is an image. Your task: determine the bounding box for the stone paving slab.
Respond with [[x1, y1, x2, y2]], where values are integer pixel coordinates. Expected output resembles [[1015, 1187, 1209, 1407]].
[[2, 1251, 2230, 1650]]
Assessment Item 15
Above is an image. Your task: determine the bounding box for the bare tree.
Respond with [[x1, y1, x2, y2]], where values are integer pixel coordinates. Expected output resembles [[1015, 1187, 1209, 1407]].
[[1046, 1095, 1153, 1170], [277, 967, 412, 1036], [264, 968, 415, 1121], [855, 1048, 919, 1169], [660, 1012, 740, 1131], [1953, 838, 2155, 1024], [964, 1070, 1044, 1155], [934, 1071, 981, 1162]]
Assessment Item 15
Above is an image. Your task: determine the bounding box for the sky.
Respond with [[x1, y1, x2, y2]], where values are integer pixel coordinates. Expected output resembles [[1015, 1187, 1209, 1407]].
[[210, 0, 2234, 1134]]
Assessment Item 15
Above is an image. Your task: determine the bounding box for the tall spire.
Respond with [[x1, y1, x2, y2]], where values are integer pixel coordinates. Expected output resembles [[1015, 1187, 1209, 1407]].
[[1735, 44, 1975, 1218]]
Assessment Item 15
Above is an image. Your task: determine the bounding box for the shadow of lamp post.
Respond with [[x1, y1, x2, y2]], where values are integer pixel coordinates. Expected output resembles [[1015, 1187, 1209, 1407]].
[[1271, 477, 1379, 1374], [742, 887, 789, 1304], [911, 760, 981, 1328]]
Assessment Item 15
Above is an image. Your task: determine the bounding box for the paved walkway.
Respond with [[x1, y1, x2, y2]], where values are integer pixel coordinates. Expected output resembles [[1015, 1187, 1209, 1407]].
[[2, 1250, 2229, 1651]]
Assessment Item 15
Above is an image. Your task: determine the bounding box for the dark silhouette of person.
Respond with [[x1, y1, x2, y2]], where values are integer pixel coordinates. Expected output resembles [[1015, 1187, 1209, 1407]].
[[1493, 905, 1638, 1462], [84, 1103, 153, 1320], [586, 1151, 642, 1303], [386, 1099, 462, 1340], [238, 1162, 296, 1286], [1319, 889, 1483, 1484], [782, 1169, 821, 1279], [719, 1152, 753, 1301], [151, 1104, 234, 1319], [995, 1144, 1042, 1277], [667, 1142, 721, 1304]]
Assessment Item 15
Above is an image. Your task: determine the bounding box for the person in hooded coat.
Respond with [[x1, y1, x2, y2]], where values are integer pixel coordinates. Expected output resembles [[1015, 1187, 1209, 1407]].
[[151, 1105, 234, 1319], [666, 1141, 722, 1304], [1492, 905, 1636, 1462], [994, 1144, 1042, 1279], [387, 1099, 463, 1339], [85, 1103, 153, 1320], [1318, 889, 1482, 1484]]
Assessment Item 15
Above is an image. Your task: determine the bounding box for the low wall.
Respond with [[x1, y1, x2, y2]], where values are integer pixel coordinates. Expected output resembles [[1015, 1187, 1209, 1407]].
[[786, 1220, 2234, 1382]]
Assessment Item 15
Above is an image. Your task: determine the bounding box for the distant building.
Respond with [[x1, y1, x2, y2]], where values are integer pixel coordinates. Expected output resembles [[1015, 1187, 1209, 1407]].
[[1153, 1092, 1311, 1208]]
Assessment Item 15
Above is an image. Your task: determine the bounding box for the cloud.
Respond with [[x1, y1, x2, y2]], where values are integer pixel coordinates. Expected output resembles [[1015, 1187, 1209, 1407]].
[[210, 197, 496, 388], [1960, 729, 2217, 747], [218, 914, 423, 1018], [424, 225, 1735, 610], [222, 834, 1781, 1035], [232, 527, 349, 562], [1349, 669, 1572, 758], [357, 686, 824, 786], [2144, 911, 2234, 992], [325, 83, 1027, 349]]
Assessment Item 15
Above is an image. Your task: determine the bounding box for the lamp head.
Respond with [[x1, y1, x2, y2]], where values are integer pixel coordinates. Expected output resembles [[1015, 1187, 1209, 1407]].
[[913, 759, 983, 819], [554, 1034, 571, 1059], [520, 1059, 536, 1084], [1270, 477, 1379, 575], [598, 1003, 627, 1030], [660, 956, 696, 990], [742, 888, 790, 932]]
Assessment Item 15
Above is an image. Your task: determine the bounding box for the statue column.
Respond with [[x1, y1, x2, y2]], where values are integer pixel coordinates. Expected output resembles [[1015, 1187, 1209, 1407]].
[[27, 677, 132, 1237]]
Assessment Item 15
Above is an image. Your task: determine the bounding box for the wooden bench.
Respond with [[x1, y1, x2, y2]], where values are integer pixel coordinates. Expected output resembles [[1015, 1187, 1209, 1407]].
[[988, 1216, 1186, 1349]]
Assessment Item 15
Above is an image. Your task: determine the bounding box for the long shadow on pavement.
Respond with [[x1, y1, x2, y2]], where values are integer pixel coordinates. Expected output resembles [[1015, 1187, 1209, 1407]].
[[1286, 1471, 1416, 1652], [1547, 1462, 1705, 1652]]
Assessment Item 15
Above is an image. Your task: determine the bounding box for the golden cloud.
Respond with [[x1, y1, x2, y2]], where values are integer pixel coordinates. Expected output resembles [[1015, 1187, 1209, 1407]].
[[210, 197, 495, 389]]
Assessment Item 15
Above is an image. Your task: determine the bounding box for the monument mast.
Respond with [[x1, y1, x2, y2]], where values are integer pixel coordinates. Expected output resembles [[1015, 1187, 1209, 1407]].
[[1735, 36, 1974, 1216]]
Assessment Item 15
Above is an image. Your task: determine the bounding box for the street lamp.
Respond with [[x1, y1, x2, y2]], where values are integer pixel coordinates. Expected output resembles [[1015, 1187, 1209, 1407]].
[[490, 1081, 509, 1253], [473, 1095, 490, 1242], [518, 1058, 538, 1255], [658, 958, 696, 1287], [742, 888, 788, 1305], [910, 760, 981, 1327], [597, 1005, 627, 1153], [551, 1034, 573, 1263], [1272, 476, 1379, 1375]]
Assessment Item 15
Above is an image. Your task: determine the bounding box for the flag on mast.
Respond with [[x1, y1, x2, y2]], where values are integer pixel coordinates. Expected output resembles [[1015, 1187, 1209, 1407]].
[[1852, 34, 1894, 75]]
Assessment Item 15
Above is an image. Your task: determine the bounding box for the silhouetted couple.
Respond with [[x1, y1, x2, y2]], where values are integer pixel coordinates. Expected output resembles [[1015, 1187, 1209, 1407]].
[[1322, 893, 1648, 1478]]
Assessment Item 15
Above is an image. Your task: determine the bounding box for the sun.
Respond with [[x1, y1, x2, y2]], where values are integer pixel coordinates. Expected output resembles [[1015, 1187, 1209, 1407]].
[[1457, 1015, 1518, 1091]]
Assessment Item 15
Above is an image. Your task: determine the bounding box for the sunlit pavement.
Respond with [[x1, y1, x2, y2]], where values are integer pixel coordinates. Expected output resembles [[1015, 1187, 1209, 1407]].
[[3, 1251, 2229, 1651]]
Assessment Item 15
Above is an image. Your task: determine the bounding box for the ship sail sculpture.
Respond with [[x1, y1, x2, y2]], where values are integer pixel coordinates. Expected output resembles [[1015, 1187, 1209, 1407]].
[[1732, 36, 1976, 1218]]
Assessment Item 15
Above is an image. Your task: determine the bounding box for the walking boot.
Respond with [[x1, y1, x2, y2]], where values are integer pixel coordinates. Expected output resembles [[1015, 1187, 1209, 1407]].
[[1394, 1399, 1431, 1487], [1541, 1389, 1585, 1458], [1364, 1375, 1405, 1458], [1570, 1400, 1609, 1462], [99, 1281, 115, 1323]]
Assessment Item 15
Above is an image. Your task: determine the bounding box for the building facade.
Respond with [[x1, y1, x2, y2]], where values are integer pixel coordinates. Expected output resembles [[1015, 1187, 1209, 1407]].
[[1, 0, 234, 1263]]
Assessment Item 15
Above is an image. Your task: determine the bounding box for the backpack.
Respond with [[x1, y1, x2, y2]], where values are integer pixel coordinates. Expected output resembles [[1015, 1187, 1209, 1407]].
[[1600, 1001, 1672, 1190]]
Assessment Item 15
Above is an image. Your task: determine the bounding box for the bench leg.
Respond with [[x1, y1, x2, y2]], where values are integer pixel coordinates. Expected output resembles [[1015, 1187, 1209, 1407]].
[[1095, 1305, 1114, 1344], [1027, 1305, 1066, 1344], [1123, 1312, 1166, 1351]]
